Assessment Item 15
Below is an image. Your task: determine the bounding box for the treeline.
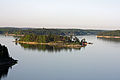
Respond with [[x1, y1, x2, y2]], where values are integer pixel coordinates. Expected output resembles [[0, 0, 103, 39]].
[[98, 30, 120, 36], [19, 34, 80, 43], [0, 27, 22, 34], [0, 27, 105, 35]]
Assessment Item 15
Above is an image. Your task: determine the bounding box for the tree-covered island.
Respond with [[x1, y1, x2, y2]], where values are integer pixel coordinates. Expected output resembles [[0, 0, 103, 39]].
[[16, 34, 87, 48]]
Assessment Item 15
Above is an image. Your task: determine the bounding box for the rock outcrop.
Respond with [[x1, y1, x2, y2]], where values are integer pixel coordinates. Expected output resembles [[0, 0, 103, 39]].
[[0, 44, 17, 66]]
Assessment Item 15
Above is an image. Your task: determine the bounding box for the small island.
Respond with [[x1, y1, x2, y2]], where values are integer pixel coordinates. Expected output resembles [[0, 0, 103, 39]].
[[15, 34, 87, 48], [97, 30, 120, 38], [0, 44, 17, 66]]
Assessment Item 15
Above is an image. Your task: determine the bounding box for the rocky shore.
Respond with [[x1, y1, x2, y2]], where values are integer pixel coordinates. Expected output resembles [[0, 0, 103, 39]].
[[0, 44, 17, 66], [15, 41, 85, 48]]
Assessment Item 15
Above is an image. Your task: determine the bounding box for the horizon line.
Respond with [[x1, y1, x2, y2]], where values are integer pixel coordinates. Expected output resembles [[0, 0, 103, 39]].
[[0, 26, 119, 30]]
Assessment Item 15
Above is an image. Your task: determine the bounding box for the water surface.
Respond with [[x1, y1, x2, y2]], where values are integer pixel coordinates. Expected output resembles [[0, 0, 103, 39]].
[[0, 35, 120, 80]]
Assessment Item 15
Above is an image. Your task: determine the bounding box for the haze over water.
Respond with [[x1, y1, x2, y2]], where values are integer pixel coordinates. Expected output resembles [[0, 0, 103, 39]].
[[0, 0, 120, 29], [0, 35, 120, 80]]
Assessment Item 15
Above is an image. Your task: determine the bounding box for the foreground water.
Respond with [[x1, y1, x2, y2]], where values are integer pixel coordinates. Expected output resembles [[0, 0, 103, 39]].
[[0, 35, 120, 80]]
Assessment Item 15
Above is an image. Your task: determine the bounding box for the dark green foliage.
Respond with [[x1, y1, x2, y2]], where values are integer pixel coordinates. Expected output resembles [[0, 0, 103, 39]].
[[0, 27, 22, 34], [19, 34, 64, 43], [74, 37, 80, 43], [19, 34, 82, 44], [0, 27, 106, 35], [98, 30, 120, 36]]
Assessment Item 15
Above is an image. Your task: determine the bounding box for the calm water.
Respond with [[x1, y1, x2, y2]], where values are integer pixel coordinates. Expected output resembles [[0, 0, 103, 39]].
[[0, 35, 120, 80]]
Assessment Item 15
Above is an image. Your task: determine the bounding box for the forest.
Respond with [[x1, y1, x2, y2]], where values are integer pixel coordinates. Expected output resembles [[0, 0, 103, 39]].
[[0, 27, 106, 36], [19, 34, 81, 44], [98, 30, 120, 36]]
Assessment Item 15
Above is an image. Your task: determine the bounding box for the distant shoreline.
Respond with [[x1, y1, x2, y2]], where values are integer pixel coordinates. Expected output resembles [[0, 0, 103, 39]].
[[5, 34, 24, 37], [97, 36, 120, 38], [15, 41, 84, 48]]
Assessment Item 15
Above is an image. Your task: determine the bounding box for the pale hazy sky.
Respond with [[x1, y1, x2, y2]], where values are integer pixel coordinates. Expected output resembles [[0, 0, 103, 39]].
[[0, 0, 120, 30]]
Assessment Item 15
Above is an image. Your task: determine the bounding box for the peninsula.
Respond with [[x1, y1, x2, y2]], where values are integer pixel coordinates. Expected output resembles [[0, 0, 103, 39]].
[[97, 30, 120, 38]]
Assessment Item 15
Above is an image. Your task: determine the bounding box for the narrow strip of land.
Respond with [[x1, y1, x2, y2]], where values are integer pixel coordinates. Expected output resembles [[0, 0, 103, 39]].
[[97, 36, 120, 38], [15, 41, 84, 48]]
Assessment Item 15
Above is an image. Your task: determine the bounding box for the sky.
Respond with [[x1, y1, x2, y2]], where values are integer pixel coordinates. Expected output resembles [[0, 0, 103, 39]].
[[0, 0, 120, 30]]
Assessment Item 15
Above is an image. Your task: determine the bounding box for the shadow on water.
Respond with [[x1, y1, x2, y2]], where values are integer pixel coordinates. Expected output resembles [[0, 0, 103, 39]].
[[19, 43, 84, 52], [0, 63, 17, 80], [97, 37, 120, 43]]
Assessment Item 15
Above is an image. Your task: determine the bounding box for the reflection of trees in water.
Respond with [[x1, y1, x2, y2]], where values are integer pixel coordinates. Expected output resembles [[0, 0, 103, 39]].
[[97, 37, 120, 43], [0, 64, 16, 80], [19, 43, 82, 52], [0, 66, 9, 80]]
